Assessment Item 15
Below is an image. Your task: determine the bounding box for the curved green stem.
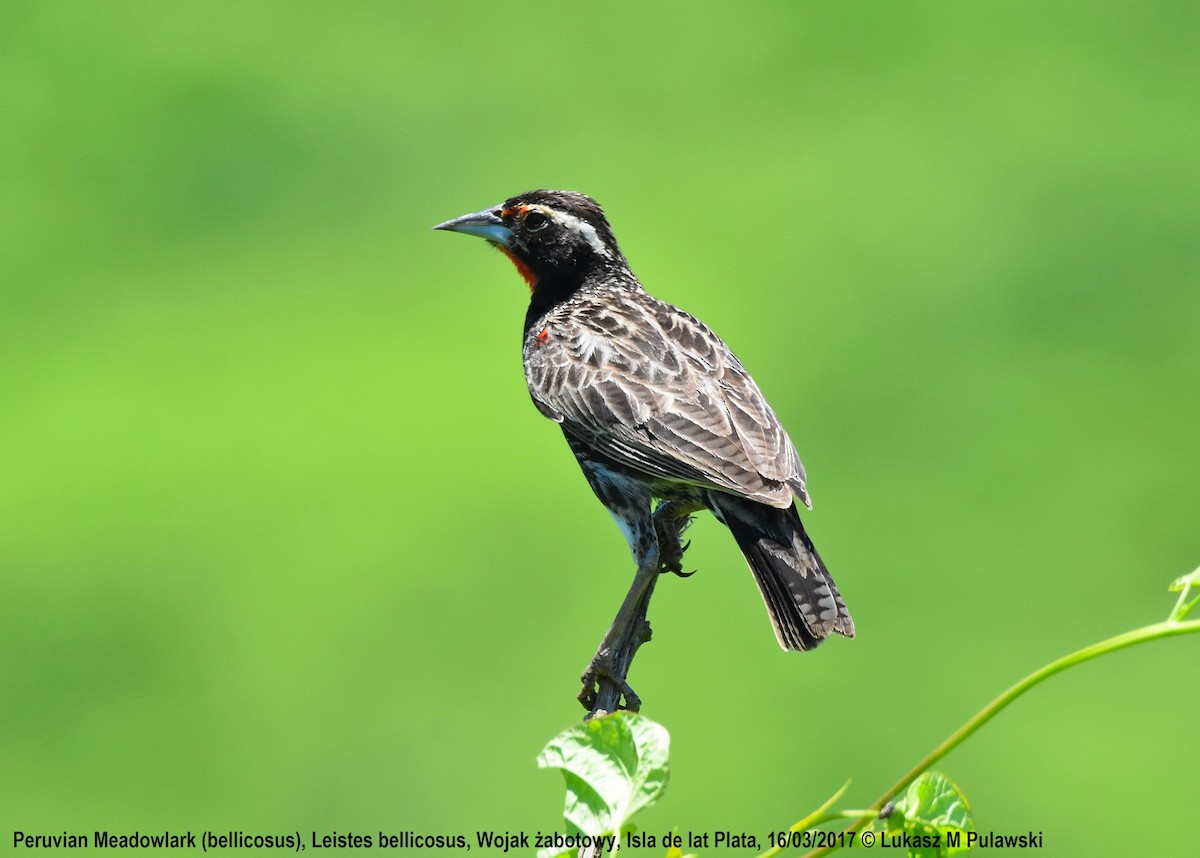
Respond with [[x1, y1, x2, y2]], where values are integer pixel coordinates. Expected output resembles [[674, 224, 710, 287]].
[[756, 782, 849, 858], [798, 614, 1200, 858]]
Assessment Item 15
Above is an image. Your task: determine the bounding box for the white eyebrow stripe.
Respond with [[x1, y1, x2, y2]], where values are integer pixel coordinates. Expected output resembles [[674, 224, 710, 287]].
[[529, 204, 611, 258]]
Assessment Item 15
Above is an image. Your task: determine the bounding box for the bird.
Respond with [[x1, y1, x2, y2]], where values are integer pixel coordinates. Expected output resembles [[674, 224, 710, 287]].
[[434, 190, 853, 710]]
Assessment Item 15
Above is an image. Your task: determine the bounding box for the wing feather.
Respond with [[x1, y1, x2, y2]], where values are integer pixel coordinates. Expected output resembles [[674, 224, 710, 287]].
[[525, 291, 807, 508]]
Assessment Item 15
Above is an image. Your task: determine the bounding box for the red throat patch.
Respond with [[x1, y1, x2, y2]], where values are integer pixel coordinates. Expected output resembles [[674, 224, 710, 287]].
[[500, 247, 538, 291]]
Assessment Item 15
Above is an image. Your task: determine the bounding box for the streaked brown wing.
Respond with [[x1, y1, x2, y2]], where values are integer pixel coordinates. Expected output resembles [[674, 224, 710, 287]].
[[524, 291, 809, 508]]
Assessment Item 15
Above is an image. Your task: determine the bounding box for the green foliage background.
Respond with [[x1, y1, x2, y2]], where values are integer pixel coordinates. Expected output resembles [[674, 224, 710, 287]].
[[2, 2, 1197, 854]]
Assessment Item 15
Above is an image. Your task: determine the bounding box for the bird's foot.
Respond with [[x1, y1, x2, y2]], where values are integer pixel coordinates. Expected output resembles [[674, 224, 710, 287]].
[[579, 614, 652, 713], [654, 504, 696, 578], [579, 650, 642, 713], [661, 538, 695, 578]]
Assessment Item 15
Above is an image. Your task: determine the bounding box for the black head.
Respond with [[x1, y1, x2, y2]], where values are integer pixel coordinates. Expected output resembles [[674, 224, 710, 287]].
[[433, 189, 627, 291]]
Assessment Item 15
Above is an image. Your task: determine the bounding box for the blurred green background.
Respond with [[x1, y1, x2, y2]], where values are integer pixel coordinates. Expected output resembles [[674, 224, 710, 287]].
[[2, 1, 1197, 854]]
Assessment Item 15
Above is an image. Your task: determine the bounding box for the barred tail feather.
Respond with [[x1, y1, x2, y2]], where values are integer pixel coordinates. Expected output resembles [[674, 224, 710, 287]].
[[708, 493, 854, 651]]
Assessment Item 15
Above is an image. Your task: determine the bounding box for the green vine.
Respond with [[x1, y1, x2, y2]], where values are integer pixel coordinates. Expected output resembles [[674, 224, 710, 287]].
[[793, 565, 1200, 857], [537, 567, 1200, 858]]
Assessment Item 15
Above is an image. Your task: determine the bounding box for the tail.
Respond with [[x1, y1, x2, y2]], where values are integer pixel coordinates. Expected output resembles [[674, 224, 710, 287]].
[[708, 493, 854, 651]]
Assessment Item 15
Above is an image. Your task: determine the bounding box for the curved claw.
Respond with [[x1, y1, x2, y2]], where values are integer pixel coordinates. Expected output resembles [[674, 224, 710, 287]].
[[579, 653, 642, 712]]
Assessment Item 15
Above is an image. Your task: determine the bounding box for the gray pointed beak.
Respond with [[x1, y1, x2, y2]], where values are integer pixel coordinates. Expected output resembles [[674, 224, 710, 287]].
[[432, 205, 514, 246]]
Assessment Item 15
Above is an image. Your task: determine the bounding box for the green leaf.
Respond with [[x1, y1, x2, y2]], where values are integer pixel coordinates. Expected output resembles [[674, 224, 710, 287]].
[[537, 712, 670, 854], [1168, 567, 1200, 621], [885, 771, 974, 857]]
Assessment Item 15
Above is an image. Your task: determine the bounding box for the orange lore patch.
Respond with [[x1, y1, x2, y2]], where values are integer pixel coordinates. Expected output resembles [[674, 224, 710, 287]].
[[500, 247, 538, 291]]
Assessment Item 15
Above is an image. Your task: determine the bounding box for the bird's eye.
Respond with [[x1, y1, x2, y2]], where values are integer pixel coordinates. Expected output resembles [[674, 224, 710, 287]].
[[525, 210, 549, 231]]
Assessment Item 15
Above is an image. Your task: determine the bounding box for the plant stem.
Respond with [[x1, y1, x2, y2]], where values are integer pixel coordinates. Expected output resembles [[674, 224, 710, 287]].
[[799, 615, 1200, 858], [756, 783, 850, 858]]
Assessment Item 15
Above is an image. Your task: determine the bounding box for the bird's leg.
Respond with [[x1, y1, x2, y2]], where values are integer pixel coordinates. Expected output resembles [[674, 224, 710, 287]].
[[579, 500, 706, 715], [579, 541, 660, 715], [653, 499, 702, 577]]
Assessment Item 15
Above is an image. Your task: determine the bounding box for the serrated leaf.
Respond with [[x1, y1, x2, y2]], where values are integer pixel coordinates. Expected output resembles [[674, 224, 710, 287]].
[[537, 712, 670, 848], [886, 771, 974, 857]]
